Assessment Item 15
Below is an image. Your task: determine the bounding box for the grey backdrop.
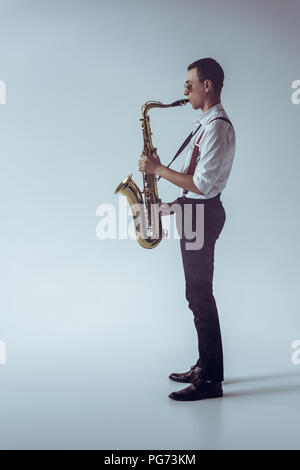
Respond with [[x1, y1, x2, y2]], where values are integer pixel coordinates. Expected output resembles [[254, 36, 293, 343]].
[[0, 0, 299, 450]]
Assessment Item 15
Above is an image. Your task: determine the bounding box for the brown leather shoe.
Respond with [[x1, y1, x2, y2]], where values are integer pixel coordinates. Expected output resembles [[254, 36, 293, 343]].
[[169, 378, 223, 401], [169, 364, 201, 383]]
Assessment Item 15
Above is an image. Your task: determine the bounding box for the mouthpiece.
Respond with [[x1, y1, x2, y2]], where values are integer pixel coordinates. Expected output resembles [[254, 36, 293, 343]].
[[171, 99, 189, 107]]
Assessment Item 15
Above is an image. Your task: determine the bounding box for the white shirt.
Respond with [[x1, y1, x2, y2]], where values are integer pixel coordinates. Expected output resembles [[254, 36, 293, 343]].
[[179, 102, 236, 199]]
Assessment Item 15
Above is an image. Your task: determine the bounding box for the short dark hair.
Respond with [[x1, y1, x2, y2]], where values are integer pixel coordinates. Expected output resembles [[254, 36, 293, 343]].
[[187, 58, 224, 95]]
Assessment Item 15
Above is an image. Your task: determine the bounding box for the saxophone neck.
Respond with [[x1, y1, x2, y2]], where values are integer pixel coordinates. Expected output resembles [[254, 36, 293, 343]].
[[141, 98, 189, 116]]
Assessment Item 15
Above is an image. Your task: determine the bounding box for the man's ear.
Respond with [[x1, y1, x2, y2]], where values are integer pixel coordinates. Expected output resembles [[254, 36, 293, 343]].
[[204, 79, 213, 93]]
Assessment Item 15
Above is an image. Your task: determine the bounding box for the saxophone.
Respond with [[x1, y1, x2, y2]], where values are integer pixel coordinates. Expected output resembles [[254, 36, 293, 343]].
[[114, 98, 189, 249]]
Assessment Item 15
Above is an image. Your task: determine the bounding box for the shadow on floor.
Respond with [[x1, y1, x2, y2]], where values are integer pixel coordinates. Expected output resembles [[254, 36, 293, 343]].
[[223, 369, 300, 397]]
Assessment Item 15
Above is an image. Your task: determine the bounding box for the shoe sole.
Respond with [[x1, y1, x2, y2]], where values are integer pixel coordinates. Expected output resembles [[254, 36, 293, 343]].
[[169, 390, 223, 401]]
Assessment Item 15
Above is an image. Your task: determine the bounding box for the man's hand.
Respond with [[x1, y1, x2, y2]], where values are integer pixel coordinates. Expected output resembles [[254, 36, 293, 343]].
[[138, 148, 162, 175]]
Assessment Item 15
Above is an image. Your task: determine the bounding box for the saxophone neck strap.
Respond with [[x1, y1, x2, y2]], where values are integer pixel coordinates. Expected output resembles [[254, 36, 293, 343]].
[[156, 123, 202, 181]]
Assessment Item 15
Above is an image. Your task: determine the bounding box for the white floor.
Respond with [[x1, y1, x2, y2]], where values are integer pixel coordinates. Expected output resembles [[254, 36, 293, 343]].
[[1, 346, 299, 450], [1, 242, 299, 449]]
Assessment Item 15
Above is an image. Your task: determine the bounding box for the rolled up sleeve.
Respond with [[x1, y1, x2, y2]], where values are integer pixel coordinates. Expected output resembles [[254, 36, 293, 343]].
[[192, 122, 232, 196]]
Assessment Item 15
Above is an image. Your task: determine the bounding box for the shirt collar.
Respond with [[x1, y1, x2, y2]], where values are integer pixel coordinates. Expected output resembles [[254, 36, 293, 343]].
[[193, 102, 225, 128]]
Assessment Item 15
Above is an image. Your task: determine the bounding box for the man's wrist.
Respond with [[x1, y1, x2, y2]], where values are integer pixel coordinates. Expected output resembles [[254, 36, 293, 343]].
[[156, 164, 165, 177]]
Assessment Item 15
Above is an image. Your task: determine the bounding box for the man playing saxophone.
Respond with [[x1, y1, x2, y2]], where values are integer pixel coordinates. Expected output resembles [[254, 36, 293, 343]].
[[138, 58, 236, 401]]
